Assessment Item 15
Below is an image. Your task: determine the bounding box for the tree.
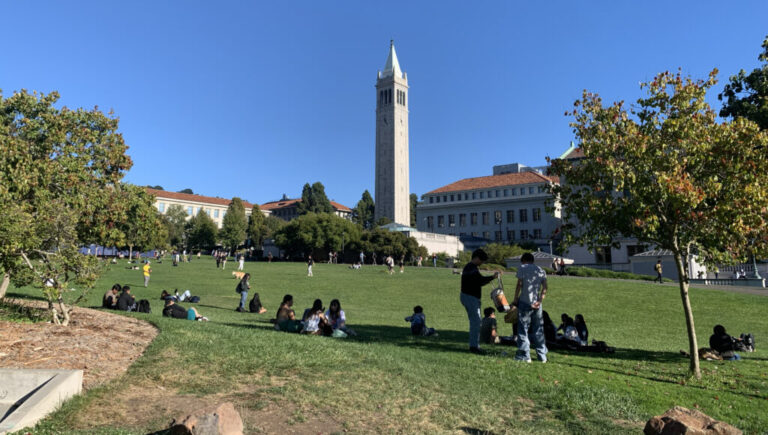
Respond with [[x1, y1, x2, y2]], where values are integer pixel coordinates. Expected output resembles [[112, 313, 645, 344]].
[[718, 35, 768, 129], [263, 215, 286, 240], [186, 209, 218, 251], [548, 70, 768, 379], [274, 213, 361, 258], [146, 185, 164, 190], [0, 89, 134, 323], [247, 205, 267, 248], [359, 228, 424, 258], [297, 182, 334, 215], [178, 188, 194, 194], [219, 198, 248, 252], [353, 190, 375, 229], [120, 184, 168, 259], [410, 193, 418, 227], [163, 204, 188, 248]]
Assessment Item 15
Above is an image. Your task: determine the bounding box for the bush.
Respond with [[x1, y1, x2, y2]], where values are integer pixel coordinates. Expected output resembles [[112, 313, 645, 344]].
[[565, 266, 661, 281]]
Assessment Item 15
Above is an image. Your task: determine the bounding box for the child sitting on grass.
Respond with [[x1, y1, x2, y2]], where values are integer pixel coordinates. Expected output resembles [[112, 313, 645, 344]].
[[405, 305, 438, 337], [480, 307, 515, 346]]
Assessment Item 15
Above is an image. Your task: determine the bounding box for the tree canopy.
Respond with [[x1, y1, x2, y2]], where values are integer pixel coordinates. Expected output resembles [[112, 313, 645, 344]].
[[178, 188, 194, 194], [219, 198, 248, 251], [410, 193, 418, 227], [186, 209, 218, 251], [549, 70, 768, 378], [163, 204, 188, 248], [297, 182, 334, 215], [353, 190, 375, 229], [718, 35, 768, 129], [275, 213, 361, 258], [247, 204, 267, 249], [0, 89, 136, 323]]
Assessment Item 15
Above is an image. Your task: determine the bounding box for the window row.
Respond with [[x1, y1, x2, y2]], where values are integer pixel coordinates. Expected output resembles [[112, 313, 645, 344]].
[[378, 88, 406, 106], [427, 185, 546, 204], [425, 208, 543, 228], [456, 229, 543, 241]]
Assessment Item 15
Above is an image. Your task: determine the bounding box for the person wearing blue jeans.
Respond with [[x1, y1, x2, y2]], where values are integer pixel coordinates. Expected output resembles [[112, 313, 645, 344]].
[[460, 249, 500, 354], [235, 273, 250, 312], [513, 252, 548, 363]]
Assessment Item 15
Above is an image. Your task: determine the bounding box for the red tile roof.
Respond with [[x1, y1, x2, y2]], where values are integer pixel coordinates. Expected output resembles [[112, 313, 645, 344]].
[[260, 198, 352, 213], [146, 188, 254, 209], [426, 172, 558, 194]]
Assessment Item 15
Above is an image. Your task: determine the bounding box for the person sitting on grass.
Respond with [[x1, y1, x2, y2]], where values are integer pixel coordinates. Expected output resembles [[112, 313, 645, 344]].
[[160, 289, 192, 302], [249, 292, 267, 314], [325, 299, 356, 336], [301, 299, 331, 335], [556, 314, 580, 345], [162, 299, 208, 321], [274, 294, 302, 333], [480, 307, 515, 346], [405, 305, 438, 337], [117, 285, 137, 311], [710, 325, 741, 361], [103, 283, 121, 309], [574, 314, 588, 346]]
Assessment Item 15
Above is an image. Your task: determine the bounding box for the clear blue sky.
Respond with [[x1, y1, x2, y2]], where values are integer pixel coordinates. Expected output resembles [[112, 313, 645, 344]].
[[2, 1, 766, 208]]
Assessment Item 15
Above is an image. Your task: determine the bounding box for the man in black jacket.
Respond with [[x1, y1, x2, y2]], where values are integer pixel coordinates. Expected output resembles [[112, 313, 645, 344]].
[[460, 249, 500, 354], [117, 285, 136, 311]]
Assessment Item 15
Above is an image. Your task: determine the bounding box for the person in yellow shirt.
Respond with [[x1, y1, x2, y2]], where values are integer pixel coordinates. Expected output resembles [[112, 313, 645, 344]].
[[143, 260, 152, 287]]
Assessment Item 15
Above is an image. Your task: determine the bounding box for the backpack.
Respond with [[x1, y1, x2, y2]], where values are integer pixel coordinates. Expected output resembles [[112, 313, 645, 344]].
[[136, 299, 151, 314], [188, 296, 200, 303]]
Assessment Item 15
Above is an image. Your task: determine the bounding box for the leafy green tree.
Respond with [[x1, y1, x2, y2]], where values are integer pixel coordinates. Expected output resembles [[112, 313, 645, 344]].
[[263, 215, 286, 240], [353, 190, 375, 229], [275, 213, 361, 258], [120, 184, 168, 259], [146, 185, 164, 190], [0, 89, 133, 323], [359, 228, 424, 259], [163, 204, 188, 248], [375, 216, 392, 227], [186, 209, 218, 251], [247, 205, 267, 248], [297, 182, 334, 215], [549, 70, 768, 379], [482, 243, 526, 266], [178, 188, 194, 194], [410, 193, 418, 227], [718, 35, 768, 129], [220, 198, 248, 251]]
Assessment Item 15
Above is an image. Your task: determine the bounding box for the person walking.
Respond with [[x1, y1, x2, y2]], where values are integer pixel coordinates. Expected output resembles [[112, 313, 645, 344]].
[[235, 273, 250, 312], [359, 251, 365, 266], [432, 254, 438, 268], [307, 255, 314, 277], [654, 260, 663, 283], [512, 252, 548, 363], [221, 252, 228, 270], [460, 249, 500, 354], [142, 260, 152, 287], [238, 254, 245, 271]]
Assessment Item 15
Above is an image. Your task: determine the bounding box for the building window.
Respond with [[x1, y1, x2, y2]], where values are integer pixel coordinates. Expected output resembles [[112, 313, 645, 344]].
[[465, 193, 469, 200], [596, 247, 612, 264], [520, 229, 529, 239], [532, 208, 541, 222], [506, 210, 514, 223], [459, 214, 467, 226], [483, 231, 490, 239], [448, 214, 455, 227], [158, 203, 165, 213], [494, 210, 502, 224], [520, 188, 525, 195], [511, 188, 516, 196], [214, 209, 219, 218], [538, 185, 546, 193], [495, 231, 502, 241], [487, 191, 492, 198], [519, 209, 528, 222], [480, 192, 485, 199], [470, 213, 478, 225], [472, 192, 476, 199], [504, 189, 509, 197], [437, 216, 445, 228], [507, 230, 514, 241], [206, 209, 211, 216], [529, 186, 535, 194], [482, 212, 489, 225], [427, 216, 434, 229], [533, 229, 542, 239], [450, 194, 455, 201], [429, 197, 434, 204], [472, 232, 479, 237], [187, 206, 193, 216], [443, 196, 447, 202], [496, 190, 501, 197]]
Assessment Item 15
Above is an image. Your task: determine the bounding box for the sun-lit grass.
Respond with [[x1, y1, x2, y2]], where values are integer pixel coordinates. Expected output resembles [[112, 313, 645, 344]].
[[6, 258, 768, 434]]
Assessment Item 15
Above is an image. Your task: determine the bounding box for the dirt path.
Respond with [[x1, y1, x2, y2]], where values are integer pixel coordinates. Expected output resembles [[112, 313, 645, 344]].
[[0, 299, 158, 390]]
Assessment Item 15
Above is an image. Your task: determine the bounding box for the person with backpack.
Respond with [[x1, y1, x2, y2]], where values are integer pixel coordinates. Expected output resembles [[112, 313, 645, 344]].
[[235, 273, 250, 312]]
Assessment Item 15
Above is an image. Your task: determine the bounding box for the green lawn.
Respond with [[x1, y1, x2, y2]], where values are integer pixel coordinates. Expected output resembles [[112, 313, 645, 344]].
[[6, 259, 768, 434]]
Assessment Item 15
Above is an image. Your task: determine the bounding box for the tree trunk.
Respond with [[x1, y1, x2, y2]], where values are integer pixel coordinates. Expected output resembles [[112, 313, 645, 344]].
[[673, 250, 701, 379], [0, 273, 10, 299], [129, 245, 133, 261]]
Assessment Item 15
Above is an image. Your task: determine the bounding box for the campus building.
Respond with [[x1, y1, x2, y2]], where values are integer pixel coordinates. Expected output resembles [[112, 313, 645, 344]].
[[374, 41, 410, 226], [260, 195, 353, 221], [147, 188, 261, 229], [415, 164, 561, 251]]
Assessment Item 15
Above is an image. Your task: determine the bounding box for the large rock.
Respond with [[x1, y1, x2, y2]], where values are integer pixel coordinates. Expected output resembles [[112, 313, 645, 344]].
[[644, 406, 742, 435], [169, 402, 244, 435]]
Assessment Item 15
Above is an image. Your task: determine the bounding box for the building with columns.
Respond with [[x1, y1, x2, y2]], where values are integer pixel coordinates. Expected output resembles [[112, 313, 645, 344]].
[[374, 41, 410, 226]]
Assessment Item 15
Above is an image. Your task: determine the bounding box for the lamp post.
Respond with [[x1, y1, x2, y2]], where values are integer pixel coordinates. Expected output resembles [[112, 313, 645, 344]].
[[752, 250, 762, 279]]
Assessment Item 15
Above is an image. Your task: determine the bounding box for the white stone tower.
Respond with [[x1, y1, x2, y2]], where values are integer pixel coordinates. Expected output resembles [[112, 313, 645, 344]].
[[375, 41, 410, 226]]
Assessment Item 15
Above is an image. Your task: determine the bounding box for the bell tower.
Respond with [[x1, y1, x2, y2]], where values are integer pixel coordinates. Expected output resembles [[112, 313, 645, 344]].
[[374, 41, 410, 226]]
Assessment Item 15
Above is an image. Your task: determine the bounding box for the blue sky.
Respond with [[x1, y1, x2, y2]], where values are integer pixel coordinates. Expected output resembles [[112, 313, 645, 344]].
[[1, 1, 766, 208]]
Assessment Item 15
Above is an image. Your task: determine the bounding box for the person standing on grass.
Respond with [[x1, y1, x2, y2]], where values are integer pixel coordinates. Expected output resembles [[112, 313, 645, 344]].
[[399, 254, 405, 273], [432, 254, 438, 268], [360, 251, 365, 265], [460, 249, 500, 354], [512, 252, 548, 363], [654, 259, 663, 283], [307, 255, 314, 277], [238, 254, 245, 271], [235, 273, 250, 312], [221, 252, 228, 270], [143, 260, 152, 287]]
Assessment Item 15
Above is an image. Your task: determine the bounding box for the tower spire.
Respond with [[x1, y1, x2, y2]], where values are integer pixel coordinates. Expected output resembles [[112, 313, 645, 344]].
[[382, 40, 403, 79]]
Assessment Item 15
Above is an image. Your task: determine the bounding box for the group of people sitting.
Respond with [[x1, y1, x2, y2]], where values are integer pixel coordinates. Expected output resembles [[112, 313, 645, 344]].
[[272, 295, 355, 337], [707, 325, 755, 360], [102, 284, 136, 311]]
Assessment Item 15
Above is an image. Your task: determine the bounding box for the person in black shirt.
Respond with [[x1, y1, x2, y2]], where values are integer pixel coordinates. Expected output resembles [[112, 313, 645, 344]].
[[116, 285, 136, 311], [162, 299, 207, 321], [460, 249, 500, 354], [710, 325, 740, 360]]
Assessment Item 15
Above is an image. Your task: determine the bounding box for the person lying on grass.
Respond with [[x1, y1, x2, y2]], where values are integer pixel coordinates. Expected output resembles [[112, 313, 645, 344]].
[[405, 305, 438, 337], [103, 283, 121, 309], [274, 294, 302, 333], [161, 299, 208, 321]]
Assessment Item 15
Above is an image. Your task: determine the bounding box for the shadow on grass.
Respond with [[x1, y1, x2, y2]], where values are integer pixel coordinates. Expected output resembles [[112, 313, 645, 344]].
[[5, 291, 47, 302]]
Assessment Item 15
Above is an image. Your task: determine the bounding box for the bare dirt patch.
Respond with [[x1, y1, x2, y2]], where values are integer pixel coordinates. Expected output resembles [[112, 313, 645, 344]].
[[0, 299, 158, 390]]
